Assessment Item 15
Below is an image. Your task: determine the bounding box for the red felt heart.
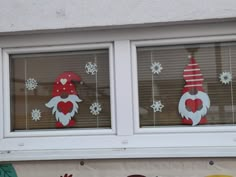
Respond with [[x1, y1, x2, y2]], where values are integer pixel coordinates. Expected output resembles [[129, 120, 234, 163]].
[[57, 101, 73, 115], [185, 99, 203, 113]]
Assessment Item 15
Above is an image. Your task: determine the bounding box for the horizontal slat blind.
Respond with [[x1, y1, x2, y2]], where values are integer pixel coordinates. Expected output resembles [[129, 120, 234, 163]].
[[10, 49, 111, 131], [137, 42, 236, 127]]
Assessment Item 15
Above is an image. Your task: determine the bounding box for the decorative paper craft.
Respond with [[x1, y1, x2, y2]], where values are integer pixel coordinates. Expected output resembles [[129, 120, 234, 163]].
[[0, 164, 18, 177], [60, 174, 73, 177], [90, 102, 102, 116], [219, 71, 232, 84], [25, 78, 38, 90], [150, 61, 163, 75], [31, 109, 41, 121], [85, 62, 97, 75], [150, 100, 164, 112], [178, 55, 210, 126], [45, 72, 82, 128]]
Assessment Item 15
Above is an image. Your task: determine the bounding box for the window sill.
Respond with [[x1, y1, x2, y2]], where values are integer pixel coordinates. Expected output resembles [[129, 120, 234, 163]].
[[1, 131, 236, 161], [1, 146, 236, 161]]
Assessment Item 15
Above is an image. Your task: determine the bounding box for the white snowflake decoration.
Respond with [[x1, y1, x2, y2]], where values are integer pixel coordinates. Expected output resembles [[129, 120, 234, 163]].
[[219, 71, 232, 84], [31, 109, 41, 121], [90, 102, 102, 116], [25, 78, 38, 90], [85, 62, 98, 75], [150, 62, 163, 75], [150, 100, 164, 112]]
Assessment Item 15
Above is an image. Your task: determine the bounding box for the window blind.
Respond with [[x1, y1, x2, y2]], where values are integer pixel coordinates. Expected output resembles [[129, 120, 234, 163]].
[[10, 49, 111, 131], [137, 43, 236, 127]]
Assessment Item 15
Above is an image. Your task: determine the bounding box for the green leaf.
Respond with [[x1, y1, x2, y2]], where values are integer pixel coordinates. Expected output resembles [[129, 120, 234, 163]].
[[0, 164, 18, 177]]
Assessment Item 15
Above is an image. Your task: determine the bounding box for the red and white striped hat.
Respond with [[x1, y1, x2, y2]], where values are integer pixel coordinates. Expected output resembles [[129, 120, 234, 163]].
[[182, 55, 204, 92]]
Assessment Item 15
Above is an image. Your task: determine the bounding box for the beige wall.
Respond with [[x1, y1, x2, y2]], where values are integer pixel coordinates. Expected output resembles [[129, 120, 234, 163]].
[[0, 0, 236, 34], [12, 158, 236, 177]]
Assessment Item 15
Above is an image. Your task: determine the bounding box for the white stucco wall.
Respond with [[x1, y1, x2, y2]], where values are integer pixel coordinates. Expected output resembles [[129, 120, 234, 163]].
[[0, 0, 236, 33]]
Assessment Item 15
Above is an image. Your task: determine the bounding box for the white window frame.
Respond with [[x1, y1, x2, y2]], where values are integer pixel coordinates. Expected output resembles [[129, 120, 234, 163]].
[[3, 43, 116, 138], [131, 36, 236, 134], [130, 36, 236, 157], [1, 22, 236, 161]]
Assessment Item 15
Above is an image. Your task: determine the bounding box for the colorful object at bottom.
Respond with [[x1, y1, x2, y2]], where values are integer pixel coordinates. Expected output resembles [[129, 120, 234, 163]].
[[0, 164, 18, 177], [60, 174, 73, 177]]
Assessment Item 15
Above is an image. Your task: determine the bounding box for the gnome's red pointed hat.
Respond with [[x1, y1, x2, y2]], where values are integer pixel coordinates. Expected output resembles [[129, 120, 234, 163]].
[[182, 55, 205, 93], [52, 71, 81, 97]]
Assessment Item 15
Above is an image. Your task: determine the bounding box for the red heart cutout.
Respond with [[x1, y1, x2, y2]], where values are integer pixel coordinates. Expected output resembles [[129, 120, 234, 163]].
[[185, 99, 203, 113], [57, 101, 73, 115]]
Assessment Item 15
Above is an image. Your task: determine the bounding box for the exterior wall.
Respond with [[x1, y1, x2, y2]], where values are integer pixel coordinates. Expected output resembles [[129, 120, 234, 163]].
[[1, 1, 236, 177], [0, 0, 236, 33], [12, 158, 236, 177]]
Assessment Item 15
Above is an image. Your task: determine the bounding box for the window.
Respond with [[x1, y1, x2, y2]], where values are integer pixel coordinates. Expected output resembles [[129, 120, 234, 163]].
[[1, 22, 236, 161], [132, 37, 236, 138], [3, 43, 116, 137]]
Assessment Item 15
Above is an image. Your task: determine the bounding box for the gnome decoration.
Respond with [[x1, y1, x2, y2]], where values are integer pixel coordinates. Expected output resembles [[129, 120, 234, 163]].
[[45, 72, 82, 128], [178, 56, 210, 126]]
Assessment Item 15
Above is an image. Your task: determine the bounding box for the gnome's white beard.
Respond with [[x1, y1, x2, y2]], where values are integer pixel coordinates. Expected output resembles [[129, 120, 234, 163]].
[[178, 91, 210, 126], [45, 95, 82, 126]]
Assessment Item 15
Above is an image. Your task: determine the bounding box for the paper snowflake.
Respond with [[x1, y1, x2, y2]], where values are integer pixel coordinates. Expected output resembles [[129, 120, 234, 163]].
[[31, 109, 41, 121], [25, 78, 38, 90], [85, 62, 98, 75], [150, 100, 164, 112], [90, 102, 102, 116], [219, 71, 232, 84], [150, 62, 163, 74]]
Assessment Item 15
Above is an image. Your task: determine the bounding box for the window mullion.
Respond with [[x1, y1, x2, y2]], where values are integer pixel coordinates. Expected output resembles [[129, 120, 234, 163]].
[[114, 40, 134, 136], [0, 48, 3, 139]]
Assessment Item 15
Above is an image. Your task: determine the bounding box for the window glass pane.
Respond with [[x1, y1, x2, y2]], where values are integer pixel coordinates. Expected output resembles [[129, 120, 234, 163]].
[[10, 49, 111, 131], [137, 42, 236, 127]]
